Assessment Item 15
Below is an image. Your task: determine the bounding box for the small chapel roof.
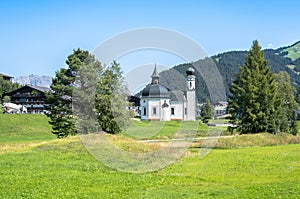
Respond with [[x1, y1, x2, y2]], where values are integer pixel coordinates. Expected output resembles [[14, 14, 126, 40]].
[[141, 84, 169, 98], [141, 65, 169, 98]]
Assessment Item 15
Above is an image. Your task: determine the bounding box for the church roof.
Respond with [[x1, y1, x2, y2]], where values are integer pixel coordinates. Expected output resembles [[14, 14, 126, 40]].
[[141, 66, 169, 98], [186, 67, 195, 76], [141, 84, 169, 98], [168, 91, 186, 102]]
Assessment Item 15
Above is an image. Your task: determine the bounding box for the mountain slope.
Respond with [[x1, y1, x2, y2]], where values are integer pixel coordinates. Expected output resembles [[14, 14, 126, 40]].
[[159, 42, 300, 103], [278, 41, 300, 61]]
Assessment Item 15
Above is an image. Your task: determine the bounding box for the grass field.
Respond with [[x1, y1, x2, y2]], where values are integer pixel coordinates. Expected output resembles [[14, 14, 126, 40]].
[[123, 120, 209, 139], [0, 114, 55, 143], [0, 115, 300, 198]]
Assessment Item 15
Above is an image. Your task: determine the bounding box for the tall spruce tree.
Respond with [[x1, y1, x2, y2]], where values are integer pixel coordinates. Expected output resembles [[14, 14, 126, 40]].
[[229, 40, 278, 134], [46, 49, 91, 138]]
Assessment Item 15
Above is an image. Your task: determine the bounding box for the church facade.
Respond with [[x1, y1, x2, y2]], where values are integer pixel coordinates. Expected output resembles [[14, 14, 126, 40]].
[[140, 66, 196, 121]]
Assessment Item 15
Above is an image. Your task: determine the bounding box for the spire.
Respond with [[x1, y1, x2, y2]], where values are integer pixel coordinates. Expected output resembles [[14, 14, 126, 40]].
[[151, 64, 159, 84]]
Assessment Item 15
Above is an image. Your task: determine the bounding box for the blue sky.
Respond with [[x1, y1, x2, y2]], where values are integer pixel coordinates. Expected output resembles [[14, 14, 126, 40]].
[[1, 0, 300, 77]]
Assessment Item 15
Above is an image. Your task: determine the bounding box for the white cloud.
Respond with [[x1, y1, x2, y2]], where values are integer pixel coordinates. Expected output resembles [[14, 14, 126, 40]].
[[267, 43, 273, 48]]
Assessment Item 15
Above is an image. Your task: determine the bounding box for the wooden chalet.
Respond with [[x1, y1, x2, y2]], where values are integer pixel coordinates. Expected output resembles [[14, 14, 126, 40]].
[[5, 85, 51, 114]]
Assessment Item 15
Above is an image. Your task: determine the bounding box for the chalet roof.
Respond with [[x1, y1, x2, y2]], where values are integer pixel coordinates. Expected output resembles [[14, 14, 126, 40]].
[[5, 85, 51, 95], [27, 85, 51, 93], [0, 73, 14, 78]]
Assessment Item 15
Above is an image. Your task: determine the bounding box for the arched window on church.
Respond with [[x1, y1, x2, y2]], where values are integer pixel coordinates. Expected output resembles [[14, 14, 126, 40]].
[[190, 82, 192, 88], [153, 107, 157, 115], [143, 107, 146, 116]]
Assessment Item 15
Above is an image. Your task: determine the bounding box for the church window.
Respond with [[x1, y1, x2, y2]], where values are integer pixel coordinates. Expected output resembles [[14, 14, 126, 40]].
[[153, 107, 157, 115], [190, 82, 192, 88], [171, 108, 175, 115], [184, 108, 187, 115], [143, 107, 146, 116]]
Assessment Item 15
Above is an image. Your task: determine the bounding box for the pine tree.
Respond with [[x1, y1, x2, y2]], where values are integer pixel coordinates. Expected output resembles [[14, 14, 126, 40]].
[[95, 61, 131, 134], [45, 49, 91, 138], [201, 98, 214, 123], [229, 40, 278, 134]]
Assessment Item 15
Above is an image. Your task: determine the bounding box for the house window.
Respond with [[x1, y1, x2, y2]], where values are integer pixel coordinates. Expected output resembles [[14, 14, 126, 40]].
[[185, 108, 187, 115], [143, 107, 146, 116], [153, 107, 157, 115], [171, 108, 175, 115]]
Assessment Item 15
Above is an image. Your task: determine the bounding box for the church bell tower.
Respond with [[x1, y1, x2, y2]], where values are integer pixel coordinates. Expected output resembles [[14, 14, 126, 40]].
[[185, 67, 196, 120]]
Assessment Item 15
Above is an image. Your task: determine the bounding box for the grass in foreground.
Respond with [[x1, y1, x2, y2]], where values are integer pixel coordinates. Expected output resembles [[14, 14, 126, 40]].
[[0, 137, 299, 198], [1, 115, 300, 198]]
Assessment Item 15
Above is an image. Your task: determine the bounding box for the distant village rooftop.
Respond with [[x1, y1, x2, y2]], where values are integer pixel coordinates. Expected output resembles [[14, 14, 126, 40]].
[[0, 73, 14, 81]]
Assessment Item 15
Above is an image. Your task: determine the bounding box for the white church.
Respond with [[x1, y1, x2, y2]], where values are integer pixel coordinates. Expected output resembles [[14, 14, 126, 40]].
[[139, 66, 196, 121]]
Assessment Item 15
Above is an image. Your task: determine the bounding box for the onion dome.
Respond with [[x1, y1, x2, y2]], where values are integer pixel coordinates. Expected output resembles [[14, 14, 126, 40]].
[[186, 67, 195, 76]]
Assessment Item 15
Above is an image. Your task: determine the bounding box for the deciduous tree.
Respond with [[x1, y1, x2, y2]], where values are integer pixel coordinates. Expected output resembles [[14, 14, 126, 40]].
[[275, 72, 298, 135], [95, 61, 131, 134]]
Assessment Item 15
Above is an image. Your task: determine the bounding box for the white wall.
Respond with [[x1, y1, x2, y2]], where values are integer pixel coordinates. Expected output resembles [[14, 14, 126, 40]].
[[148, 100, 161, 120], [186, 91, 196, 121], [140, 98, 172, 121], [170, 102, 184, 120], [141, 97, 191, 121]]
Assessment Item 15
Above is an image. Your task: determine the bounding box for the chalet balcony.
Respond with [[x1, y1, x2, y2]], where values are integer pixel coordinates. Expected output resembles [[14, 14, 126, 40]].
[[11, 100, 46, 104], [10, 93, 44, 97]]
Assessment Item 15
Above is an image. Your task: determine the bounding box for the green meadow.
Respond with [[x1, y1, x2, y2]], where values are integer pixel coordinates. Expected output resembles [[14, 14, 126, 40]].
[[0, 115, 300, 198], [0, 114, 56, 143]]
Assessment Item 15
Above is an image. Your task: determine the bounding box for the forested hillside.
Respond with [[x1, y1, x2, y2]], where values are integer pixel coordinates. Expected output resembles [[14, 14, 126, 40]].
[[159, 41, 300, 103]]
